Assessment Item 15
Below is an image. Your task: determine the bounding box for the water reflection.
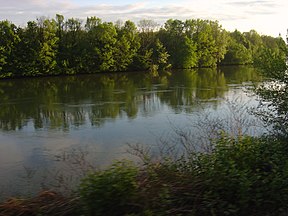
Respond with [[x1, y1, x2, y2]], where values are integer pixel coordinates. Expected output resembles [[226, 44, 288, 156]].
[[0, 66, 262, 199], [0, 66, 260, 131]]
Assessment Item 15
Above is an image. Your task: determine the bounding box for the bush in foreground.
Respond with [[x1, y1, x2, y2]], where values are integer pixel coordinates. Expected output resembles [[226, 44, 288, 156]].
[[79, 160, 139, 216], [78, 135, 288, 216], [1, 135, 288, 216]]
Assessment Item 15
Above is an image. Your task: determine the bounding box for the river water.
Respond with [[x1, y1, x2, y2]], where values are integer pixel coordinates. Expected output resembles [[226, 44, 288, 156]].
[[0, 66, 263, 198]]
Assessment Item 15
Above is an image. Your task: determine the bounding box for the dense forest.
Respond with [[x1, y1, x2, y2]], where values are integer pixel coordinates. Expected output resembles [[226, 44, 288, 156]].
[[0, 15, 287, 78]]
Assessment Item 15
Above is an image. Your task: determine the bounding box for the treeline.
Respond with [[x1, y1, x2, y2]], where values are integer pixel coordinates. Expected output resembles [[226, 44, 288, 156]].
[[0, 15, 287, 78]]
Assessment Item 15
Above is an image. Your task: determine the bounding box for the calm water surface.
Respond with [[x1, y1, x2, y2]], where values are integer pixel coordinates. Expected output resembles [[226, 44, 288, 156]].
[[0, 66, 262, 198]]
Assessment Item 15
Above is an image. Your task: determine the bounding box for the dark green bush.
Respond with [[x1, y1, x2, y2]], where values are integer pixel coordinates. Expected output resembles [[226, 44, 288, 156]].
[[193, 135, 288, 215], [79, 160, 139, 216]]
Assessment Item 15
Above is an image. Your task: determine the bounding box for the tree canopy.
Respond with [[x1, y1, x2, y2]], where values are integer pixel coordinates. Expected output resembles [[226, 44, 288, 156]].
[[0, 15, 286, 78]]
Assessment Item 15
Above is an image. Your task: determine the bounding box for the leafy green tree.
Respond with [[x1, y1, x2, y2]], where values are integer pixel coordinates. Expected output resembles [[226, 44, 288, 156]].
[[190, 19, 218, 67], [37, 17, 59, 75], [190, 19, 228, 67], [55, 14, 65, 69], [231, 30, 251, 49], [151, 39, 171, 71], [222, 30, 253, 65], [0, 20, 20, 77], [0, 46, 5, 72], [137, 19, 158, 50], [210, 21, 229, 65], [84, 17, 117, 72], [114, 20, 140, 71], [244, 30, 263, 57], [12, 21, 41, 76], [129, 19, 159, 71], [0, 15, 286, 78], [130, 48, 153, 71], [222, 39, 252, 65], [261, 35, 287, 57], [55, 14, 65, 38], [60, 17, 85, 73], [160, 19, 198, 68], [254, 48, 288, 136], [12, 18, 59, 76]]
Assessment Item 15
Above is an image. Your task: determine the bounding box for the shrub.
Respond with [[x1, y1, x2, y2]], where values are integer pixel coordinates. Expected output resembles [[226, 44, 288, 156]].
[[194, 135, 288, 215], [78, 160, 139, 216], [77, 135, 288, 216]]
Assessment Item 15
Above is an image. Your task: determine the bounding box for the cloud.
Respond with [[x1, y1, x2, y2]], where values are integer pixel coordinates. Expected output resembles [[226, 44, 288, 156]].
[[0, 0, 287, 37], [225, 0, 280, 14], [227, 0, 277, 7]]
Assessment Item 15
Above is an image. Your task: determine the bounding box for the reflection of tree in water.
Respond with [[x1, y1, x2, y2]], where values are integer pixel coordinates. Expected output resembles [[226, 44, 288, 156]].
[[159, 68, 228, 113], [0, 67, 260, 131], [221, 65, 262, 84]]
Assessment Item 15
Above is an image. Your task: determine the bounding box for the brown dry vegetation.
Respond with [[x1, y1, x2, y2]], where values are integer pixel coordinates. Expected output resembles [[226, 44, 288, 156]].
[[0, 190, 79, 216]]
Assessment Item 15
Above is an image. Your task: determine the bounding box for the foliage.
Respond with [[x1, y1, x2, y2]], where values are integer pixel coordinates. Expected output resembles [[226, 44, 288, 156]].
[[150, 39, 171, 71], [159, 19, 197, 69], [114, 21, 140, 71], [0, 20, 20, 76], [195, 135, 288, 215], [253, 47, 288, 136], [79, 160, 139, 216], [221, 30, 253, 65], [76, 135, 288, 216], [0, 15, 284, 78]]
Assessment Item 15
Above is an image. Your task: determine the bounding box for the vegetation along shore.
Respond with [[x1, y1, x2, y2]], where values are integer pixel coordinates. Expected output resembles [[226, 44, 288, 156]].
[[0, 15, 286, 78]]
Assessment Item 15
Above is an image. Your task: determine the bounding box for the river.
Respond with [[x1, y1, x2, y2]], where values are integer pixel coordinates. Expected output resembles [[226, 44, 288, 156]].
[[0, 66, 263, 198]]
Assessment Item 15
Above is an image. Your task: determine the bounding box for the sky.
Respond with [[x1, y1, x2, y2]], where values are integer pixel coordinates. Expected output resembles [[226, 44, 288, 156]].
[[0, 0, 287, 38]]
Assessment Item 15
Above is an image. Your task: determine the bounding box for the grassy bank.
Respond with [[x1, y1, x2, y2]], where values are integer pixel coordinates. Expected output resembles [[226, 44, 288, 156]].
[[1, 134, 288, 216]]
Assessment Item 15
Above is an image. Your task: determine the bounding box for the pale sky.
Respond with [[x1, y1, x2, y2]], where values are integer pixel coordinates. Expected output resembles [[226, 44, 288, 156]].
[[0, 0, 287, 38]]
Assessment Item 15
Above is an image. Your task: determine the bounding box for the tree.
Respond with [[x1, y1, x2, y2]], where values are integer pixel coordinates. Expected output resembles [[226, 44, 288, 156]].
[[0, 15, 286, 78], [151, 39, 171, 71], [137, 19, 158, 50], [114, 20, 140, 71], [84, 17, 117, 72], [184, 19, 228, 67], [60, 17, 84, 73], [189, 19, 218, 67], [222, 30, 253, 65], [210, 21, 229, 65], [254, 48, 288, 137], [0, 20, 20, 76], [55, 14, 65, 40], [222, 38, 252, 65], [12, 21, 41, 76], [131, 19, 159, 71], [160, 19, 197, 68], [11, 18, 59, 76], [37, 18, 59, 75], [244, 30, 263, 58]]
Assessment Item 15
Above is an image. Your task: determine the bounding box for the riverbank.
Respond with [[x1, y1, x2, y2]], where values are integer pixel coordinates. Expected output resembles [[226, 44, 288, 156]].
[[1, 134, 288, 216]]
